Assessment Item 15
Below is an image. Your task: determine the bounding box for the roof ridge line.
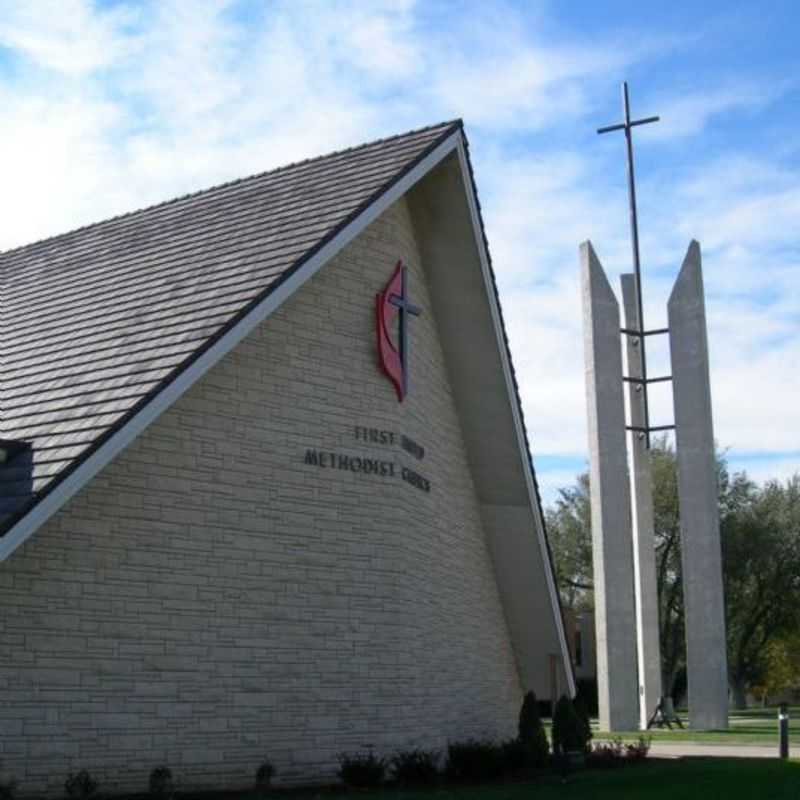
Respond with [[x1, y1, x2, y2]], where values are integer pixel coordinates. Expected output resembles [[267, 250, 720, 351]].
[[0, 119, 463, 266], [0, 120, 463, 543], [0, 118, 462, 429]]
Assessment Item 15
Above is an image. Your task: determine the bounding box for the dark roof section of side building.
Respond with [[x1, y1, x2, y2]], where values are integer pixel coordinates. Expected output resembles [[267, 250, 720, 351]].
[[0, 120, 462, 530]]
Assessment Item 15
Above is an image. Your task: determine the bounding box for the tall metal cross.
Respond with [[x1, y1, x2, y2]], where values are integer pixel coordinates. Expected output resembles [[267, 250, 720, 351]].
[[389, 266, 421, 396], [598, 81, 660, 447]]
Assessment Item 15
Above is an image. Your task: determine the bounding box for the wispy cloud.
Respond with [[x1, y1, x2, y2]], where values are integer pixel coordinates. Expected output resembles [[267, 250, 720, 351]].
[[0, 1, 138, 75], [642, 79, 793, 141], [0, 0, 793, 498]]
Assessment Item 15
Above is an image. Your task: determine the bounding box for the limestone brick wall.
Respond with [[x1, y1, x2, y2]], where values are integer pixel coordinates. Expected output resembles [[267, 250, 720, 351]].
[[0, 196, 523, 796]]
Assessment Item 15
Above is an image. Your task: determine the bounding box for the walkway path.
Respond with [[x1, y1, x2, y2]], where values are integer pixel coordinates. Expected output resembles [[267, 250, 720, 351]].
[[649, 742, 783, 759]]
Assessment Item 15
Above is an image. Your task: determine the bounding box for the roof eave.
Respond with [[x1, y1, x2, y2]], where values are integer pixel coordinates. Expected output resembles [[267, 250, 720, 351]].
[[0, 124, 463, 561], [0, 121, 575, 696], [452, 135, 577, 697]]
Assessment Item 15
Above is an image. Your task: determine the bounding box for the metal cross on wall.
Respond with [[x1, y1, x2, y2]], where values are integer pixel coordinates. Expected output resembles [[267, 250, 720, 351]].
[[389, 265, 421, 397], [597, 82, 673, 448], [376, 261, 421, 401]]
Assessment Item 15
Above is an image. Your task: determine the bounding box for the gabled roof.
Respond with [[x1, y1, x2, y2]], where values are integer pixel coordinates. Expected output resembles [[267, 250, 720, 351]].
[[0, 118, 574, 693], [0, 120, 460, 536]]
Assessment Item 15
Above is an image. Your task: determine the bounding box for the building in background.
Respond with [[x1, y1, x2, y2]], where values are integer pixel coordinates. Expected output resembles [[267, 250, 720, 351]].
[[563, 608, 597, 709]]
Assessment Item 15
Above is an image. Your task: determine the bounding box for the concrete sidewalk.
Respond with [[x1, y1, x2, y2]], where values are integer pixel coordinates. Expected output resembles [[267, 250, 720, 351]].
[[649, 742, 783, 759]]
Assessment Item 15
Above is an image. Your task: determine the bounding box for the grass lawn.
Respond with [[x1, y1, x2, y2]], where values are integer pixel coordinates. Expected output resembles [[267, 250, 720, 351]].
[[588, 706, 800, 746], [280, 759, 800, 800]]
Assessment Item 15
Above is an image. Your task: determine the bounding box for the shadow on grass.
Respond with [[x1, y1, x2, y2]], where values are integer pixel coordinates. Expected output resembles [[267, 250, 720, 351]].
[[267, 759, 800, 800], [545, 758, 800, 800]]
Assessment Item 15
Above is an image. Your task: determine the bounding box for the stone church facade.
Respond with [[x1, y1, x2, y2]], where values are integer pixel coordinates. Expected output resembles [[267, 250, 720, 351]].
[[0, 123, 572, 795]]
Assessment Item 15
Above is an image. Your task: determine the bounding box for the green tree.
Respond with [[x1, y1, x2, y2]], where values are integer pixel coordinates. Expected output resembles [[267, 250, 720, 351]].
[[546, 438, 688, 694], [722, 476, 800, 707], [546, 442, 800, 707], [545, 473, 593, 611], [749, 633, 800, 705], [551, 695, 591, 754], [517, 690, 550, 767], [649, 442, 685, 696]]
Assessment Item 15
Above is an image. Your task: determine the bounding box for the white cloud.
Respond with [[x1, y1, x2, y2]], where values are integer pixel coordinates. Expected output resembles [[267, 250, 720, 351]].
[[478, 147, 632, 286], [0, 1, 137, 76], [0, 1, 793, 489], [643, 80, 791, 141], [489, 142, 800, 479], [536, 466, 587, 508], [728, 455, 799, 487]]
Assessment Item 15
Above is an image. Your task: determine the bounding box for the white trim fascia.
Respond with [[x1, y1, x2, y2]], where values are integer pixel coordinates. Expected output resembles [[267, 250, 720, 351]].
[[454, 137, 576, 696], [0, 130, 462, 563]]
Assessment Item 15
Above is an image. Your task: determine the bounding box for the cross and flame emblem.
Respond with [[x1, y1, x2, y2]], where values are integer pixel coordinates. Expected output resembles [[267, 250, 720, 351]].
[[375, 260, 421, 402]]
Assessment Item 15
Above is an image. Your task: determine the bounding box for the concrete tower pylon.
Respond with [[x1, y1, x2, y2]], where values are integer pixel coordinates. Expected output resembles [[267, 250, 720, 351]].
[[581, 240, 640, 732], [668, 241, 729, 731]]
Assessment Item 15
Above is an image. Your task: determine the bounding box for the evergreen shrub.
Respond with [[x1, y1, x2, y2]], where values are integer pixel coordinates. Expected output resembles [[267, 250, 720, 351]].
[[572, 694, 593, 752], [551, 695, 591, 754], [390, 749, 439, 785], [255, 761, 275, 791], [65, 771, 98, 800], [148, 766, 174, 799], [500, 738, 529, 773], [517, 690, 550, 767], [445, 739, 504, 782], [336, 751, 385, 787], [0, 781, 16, 800]]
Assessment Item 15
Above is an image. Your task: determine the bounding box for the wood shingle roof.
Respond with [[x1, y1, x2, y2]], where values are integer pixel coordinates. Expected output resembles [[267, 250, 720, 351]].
[[0, 120, 461, 531]]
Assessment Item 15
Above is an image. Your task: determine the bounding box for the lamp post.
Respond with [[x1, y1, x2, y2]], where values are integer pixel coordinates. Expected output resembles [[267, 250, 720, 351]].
[[779, 702, 789, 759]]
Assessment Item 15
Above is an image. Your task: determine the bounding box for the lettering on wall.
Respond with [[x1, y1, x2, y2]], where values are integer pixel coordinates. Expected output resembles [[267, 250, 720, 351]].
[[303, 425, 431, 492]]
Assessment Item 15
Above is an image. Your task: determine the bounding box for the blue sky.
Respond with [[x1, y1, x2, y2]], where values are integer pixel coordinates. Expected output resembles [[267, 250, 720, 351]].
[[0, 1, 797, 505]]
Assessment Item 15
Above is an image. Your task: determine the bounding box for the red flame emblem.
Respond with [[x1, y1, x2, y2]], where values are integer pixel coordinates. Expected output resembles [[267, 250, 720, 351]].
[[376, 261, 404, 400], [376, 260, 420, 402]]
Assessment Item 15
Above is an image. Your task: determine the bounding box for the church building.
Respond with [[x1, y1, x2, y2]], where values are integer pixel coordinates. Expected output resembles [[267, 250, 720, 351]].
[[0, 120, 572, 795]]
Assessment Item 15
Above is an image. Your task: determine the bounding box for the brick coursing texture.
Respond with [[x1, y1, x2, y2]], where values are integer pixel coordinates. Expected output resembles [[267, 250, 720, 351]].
[[0, 196, 523, 796]]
